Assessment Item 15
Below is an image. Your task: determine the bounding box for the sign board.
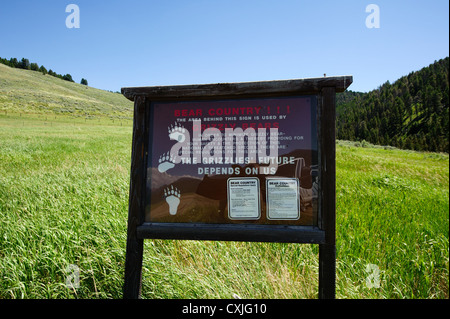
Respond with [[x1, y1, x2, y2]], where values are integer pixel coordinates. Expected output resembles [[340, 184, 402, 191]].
[[146, 95, 317, 227], [122, 76, 352, 299]]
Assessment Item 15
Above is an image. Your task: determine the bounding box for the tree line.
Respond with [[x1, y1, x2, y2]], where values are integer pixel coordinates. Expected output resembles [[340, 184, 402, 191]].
[[336, 57, 449, 153], [0, 56, 88, 86]]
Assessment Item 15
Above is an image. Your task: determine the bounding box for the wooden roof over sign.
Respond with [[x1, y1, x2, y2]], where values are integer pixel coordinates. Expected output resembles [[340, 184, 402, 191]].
[[122, 76, 353, 101]]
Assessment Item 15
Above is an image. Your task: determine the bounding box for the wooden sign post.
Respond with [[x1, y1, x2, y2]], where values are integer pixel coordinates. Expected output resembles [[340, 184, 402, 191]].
[[121, 76, 352, 299]]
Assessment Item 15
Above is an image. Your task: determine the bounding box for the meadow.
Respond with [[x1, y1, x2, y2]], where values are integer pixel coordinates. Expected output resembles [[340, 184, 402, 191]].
[[0, 63, 132, 120], [0, 113, 448, 299]]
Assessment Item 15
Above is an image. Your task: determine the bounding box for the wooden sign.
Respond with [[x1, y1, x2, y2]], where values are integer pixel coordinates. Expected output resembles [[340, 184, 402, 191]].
[[121, 76, 352, 299]]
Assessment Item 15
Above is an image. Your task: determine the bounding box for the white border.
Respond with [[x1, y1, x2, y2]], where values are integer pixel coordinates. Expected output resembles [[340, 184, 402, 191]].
[[227, 177, 261, 220], [266, 177, 300, 220]]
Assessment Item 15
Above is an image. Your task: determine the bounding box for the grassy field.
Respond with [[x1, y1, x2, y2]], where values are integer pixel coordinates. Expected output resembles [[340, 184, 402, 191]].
[[0, 63, 133, 120], [0, 113, 448, 299]]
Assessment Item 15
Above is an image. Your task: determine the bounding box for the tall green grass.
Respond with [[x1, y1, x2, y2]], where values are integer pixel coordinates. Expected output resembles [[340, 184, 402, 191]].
[[335, 141, 448, 298], [0, 115, 448, 299]]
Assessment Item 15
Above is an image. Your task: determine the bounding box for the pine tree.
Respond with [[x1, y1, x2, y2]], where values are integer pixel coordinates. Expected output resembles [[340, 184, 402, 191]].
[[20, 58, 30, 69], [62, 74, 74, 82], [9, 58, 18, 68], [39, 65, 47, 75], [30, 63, 39, 71]]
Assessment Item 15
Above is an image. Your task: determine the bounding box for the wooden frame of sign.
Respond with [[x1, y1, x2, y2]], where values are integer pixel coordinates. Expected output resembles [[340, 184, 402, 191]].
[[121, 76, 352, 299]]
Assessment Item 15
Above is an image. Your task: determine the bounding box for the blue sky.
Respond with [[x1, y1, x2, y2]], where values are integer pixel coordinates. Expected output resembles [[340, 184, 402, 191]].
[[0, 0, 448, 93]]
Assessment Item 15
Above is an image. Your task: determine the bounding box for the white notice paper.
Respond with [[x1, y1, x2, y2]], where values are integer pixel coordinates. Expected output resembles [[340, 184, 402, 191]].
[[227, 178, 260, 220], [266, 178, 300, 220]]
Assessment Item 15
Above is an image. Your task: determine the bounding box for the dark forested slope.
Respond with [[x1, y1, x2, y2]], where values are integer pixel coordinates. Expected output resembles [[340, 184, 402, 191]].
[[337, 57, 449, 153]]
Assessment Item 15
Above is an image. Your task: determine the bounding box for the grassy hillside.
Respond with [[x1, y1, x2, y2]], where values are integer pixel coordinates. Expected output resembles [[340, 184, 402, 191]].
[[0, 115, 448, 299], [0, 63, 133, 119]]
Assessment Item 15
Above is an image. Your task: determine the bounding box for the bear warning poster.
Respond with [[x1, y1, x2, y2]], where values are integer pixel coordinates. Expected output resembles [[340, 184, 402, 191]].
[[145, 96, 318, 226]]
